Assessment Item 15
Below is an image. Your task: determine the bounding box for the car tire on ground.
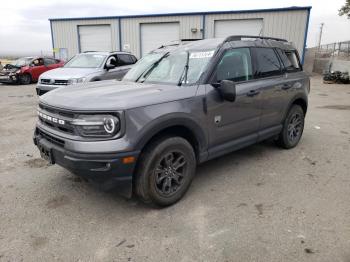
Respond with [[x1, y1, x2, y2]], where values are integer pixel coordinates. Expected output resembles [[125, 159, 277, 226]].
[[19, 74, 32, 85], [276, 104, 305, 149], [134, 136, 196, 207]]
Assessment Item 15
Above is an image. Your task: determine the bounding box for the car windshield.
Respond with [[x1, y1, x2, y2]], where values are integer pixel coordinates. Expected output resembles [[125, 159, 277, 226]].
[[10, 58, 32, 67], [123, 53, 164, 82], [124, 50, 215, 85], [64, 54, 106, 68]]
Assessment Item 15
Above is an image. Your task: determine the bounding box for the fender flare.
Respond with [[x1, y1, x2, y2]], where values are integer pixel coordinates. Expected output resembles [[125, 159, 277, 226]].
[[284, 93, 308, 119], [134, 113, 208, 159]]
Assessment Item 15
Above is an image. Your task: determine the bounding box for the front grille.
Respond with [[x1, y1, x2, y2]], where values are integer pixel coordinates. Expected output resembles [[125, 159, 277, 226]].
[[38, 104, 75, 135], [40, 78, 51, 84], [54, 79, 68, 85], [36, 128, 65, 147]]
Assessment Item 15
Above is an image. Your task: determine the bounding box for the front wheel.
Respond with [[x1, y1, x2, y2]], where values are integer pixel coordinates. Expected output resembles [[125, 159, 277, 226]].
[[135, 136, 196, 207], [19, 74, 32, 85], [276, 105, 305, 149]]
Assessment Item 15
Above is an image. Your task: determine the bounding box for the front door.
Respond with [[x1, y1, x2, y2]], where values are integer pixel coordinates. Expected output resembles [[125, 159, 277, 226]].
[[205, 47, 262, 158], [30, 58, 47, 81]]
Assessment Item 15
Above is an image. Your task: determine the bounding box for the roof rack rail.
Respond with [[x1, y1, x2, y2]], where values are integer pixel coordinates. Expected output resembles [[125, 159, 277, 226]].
[[82, 51, 97, 53], [223, 35, 288, 43], [110, 50, 131, 53]]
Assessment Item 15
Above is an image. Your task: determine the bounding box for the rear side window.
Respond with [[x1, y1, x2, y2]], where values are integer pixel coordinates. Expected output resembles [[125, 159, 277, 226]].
[[43, 58, 57, 65], [118, 54, 134, 65], [216, 48, 253, 82], [252, 48, 282, 78], [276, 49, 301, 72], [130, 55, 137, 63]]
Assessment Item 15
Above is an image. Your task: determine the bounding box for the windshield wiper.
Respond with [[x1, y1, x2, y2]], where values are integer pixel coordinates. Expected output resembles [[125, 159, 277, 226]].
[[136, 52, 170, 83], [177, 51, 189, 86]]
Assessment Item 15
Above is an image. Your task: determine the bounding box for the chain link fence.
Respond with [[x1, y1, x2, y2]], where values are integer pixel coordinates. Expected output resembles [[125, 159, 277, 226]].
[[315, 41, 350, 60]]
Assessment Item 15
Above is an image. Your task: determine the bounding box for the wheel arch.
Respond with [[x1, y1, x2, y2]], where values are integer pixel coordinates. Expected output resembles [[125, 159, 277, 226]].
[[134, 117, 208, 164], [285, 94, 308, 118]]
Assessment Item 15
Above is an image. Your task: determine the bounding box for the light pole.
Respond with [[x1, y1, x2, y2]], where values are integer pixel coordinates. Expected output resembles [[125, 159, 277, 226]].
[[318, 23, 324, 50]]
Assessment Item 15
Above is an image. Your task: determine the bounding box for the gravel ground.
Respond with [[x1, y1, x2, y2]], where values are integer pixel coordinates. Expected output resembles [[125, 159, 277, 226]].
[[0, 76, 349, 262]]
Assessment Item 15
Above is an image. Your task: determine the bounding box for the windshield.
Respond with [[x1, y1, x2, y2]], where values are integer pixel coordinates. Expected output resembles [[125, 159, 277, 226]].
[[123, 53, 163, 82], [64, 54, 106, 68], [128, 50, 214, 85], [10, 58, 32, 67]]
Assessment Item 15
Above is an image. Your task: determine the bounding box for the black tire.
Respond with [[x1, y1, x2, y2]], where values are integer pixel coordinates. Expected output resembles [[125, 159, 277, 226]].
[[19, 74, 32, 85], [134, 136, 196, 207], [276, 105, 305, 149]]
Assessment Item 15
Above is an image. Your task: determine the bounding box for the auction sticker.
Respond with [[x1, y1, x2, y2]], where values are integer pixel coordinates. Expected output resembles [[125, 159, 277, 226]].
[[190, 50, 215, 59]]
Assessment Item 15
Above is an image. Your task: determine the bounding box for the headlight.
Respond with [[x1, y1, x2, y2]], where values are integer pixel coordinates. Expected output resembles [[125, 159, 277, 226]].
[[68, 77, 86, 85], [72, 114, 120, 137]]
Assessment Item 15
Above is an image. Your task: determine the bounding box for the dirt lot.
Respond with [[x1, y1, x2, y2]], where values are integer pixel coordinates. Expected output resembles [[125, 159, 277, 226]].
[[0, 76, 350, 262]]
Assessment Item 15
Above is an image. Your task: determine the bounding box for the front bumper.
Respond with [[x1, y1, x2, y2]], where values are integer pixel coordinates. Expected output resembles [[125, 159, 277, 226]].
[[36, 84, 60, 96], [33, 128, 139, 198], [0, 75, 18, 84]]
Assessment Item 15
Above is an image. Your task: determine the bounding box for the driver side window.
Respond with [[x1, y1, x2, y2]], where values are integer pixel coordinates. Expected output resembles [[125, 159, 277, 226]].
[[216, 48, 252, 82]]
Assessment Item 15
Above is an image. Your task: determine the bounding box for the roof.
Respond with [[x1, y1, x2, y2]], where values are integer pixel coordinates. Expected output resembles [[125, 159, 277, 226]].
[[49, 6, 312, 22], [81, 51, 132, 55]]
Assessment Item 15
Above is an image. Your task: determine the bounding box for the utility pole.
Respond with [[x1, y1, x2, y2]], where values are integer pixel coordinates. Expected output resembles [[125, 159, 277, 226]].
[[318, 23, 324, 50]]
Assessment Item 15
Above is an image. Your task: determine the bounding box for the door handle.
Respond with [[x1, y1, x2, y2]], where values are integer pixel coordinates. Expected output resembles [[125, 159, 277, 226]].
[[281, 84, 292, 90], [246, 90, 260, 97]]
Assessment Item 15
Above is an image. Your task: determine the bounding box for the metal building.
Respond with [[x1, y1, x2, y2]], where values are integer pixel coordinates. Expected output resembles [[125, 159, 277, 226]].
[[49, 6, 311, 62]]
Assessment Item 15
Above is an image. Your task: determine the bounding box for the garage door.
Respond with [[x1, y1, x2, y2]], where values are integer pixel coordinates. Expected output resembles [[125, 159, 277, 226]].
[[140, 23, 180, 57], [214, 19, 263, 38], [79, 25, 112, 52]]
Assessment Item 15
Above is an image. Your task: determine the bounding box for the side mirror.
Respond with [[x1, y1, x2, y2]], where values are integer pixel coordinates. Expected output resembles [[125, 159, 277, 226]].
[[105, 63, 116, 70], [214, 80, 236, 102]]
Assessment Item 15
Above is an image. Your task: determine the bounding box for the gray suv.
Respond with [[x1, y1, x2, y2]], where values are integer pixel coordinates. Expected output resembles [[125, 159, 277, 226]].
[[36, 51, 137, 95], [33, 36, 310, 207]]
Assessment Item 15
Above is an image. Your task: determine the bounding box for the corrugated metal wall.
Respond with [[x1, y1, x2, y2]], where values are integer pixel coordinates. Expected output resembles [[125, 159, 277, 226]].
[[51, 18, 120, 58], [205, 9, 308, 55], [121, 15, 202, 57], [51, 9, 309, 59]]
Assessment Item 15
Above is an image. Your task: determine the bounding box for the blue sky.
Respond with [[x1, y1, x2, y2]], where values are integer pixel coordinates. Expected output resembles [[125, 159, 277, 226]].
[[1, 0, 350, 55]]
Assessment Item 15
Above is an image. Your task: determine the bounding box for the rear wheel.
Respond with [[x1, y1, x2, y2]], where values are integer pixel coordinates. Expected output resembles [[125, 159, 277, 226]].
[[19, 74, 32, 85], [276, 105, 305, 149], [135, 136, 196, 207]]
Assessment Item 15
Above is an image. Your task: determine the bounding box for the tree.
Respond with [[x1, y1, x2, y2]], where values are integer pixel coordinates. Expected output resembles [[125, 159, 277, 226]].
[[339, 0, 350, 18]]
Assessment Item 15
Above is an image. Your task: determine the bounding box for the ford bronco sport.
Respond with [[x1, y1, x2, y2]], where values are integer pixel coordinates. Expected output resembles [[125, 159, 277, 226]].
[[34, 36, 310, 207]]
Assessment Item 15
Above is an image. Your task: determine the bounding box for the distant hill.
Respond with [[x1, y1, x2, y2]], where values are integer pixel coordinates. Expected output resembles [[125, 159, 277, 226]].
[[0, 50, 52, 59]]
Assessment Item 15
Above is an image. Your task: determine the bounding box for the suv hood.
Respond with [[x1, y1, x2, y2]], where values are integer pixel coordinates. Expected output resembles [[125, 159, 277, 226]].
[[40, 67, 102, 80], [40, 80, 197, 111]]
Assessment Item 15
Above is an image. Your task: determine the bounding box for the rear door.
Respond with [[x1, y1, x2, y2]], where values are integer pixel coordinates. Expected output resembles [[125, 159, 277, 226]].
[[205, 47, 263, 157], [250, 47, 286, 132]]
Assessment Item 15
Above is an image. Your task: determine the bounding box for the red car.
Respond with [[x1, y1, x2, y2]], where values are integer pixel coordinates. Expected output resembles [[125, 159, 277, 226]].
[[0, 57, 64, 85]]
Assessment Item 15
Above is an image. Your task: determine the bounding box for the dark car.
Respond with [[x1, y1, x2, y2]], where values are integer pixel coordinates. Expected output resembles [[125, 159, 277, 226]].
[[34, 36, 310, 207], [0, 57, 64, 85]]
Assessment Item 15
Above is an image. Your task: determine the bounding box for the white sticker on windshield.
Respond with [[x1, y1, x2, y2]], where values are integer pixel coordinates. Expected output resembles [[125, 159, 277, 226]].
[[190, 50, 215, 59]]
